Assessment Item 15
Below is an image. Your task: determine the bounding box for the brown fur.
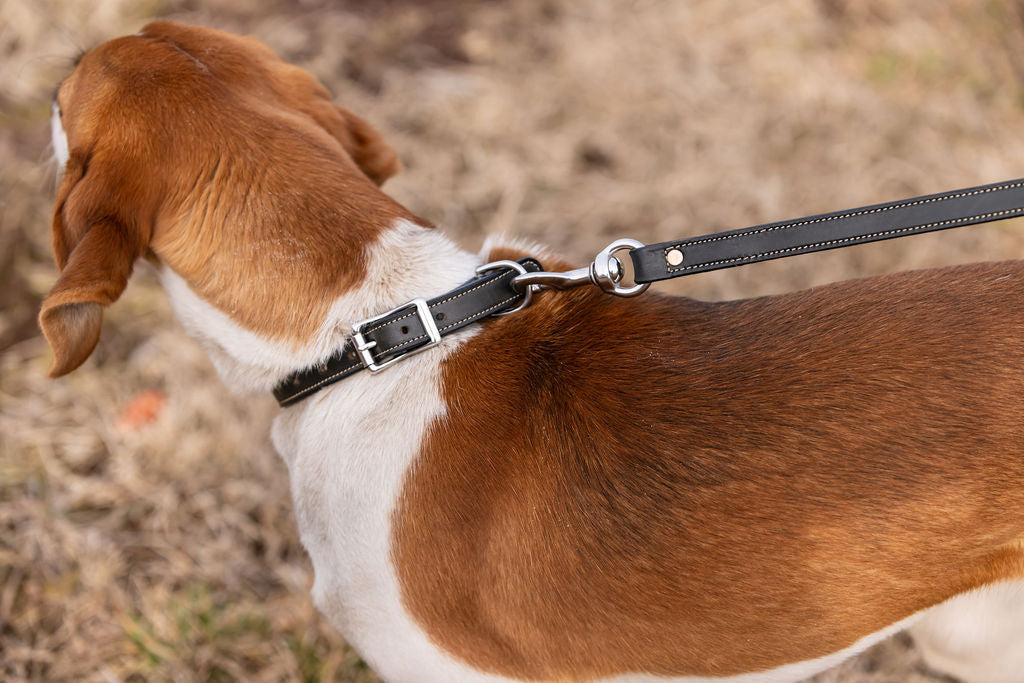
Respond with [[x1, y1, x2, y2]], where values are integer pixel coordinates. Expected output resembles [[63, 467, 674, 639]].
[[43, 21, 411, 376], [393, 251, 1024, 680]]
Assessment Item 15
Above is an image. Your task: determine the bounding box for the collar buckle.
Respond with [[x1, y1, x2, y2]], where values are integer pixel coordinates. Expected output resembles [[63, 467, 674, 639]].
[[351, 297, 441, 374]]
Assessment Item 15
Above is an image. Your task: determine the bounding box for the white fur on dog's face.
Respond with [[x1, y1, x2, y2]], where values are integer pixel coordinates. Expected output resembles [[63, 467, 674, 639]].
[[51, 99, 69, 175]]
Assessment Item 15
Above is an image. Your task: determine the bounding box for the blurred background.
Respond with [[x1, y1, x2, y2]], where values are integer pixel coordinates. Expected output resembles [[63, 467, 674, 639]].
[[4, 0, 1024, 680]]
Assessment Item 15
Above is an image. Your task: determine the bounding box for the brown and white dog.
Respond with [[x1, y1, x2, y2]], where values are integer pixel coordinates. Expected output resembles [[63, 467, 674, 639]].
[[44, 22, 1024, 683]]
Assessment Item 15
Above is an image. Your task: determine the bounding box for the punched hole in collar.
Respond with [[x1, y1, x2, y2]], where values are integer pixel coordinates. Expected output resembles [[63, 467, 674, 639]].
[[401, 325, 409, 334], [435, 312, 446, 321]]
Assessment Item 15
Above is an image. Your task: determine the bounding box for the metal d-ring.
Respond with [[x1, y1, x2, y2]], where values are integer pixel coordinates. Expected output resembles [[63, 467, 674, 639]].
[[475, 260, 535, 315]]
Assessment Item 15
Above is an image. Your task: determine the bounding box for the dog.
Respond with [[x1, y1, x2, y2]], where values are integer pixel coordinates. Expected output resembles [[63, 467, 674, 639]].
[[43, 21, 1024, 683]]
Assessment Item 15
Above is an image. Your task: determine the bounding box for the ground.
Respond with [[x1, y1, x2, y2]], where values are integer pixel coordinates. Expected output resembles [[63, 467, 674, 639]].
[[2, 0, 1024, 680]]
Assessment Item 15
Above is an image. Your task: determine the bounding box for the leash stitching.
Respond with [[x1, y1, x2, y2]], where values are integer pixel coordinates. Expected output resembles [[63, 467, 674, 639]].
[[665, 207, 1024, 273], [663, 180, 1024, 260]]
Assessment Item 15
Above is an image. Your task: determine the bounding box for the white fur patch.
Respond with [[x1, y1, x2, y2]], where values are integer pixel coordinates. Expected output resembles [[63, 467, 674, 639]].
[[910, 580, 1024, 683], [51, 100, 69, 177]]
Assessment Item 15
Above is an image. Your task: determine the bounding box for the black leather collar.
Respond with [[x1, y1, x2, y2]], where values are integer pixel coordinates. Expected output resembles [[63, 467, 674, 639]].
[[273, 257, 542, 407]]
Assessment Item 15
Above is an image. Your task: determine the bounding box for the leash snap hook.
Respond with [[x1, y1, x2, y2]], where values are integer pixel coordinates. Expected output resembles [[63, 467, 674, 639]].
[[511, 238, 651, 297], [591, 238, 650, 296]]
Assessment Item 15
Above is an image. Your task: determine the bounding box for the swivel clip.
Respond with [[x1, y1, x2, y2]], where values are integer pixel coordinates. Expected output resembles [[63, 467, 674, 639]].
[[511, 238, 650, 297]]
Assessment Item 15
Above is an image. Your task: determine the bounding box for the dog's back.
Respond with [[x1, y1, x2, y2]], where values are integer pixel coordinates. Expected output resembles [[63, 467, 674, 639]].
[[389, 256, 1024, 680]]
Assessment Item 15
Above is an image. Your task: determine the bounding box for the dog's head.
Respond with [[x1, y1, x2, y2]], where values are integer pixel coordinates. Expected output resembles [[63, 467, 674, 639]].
[[44, 22, 407, 377]]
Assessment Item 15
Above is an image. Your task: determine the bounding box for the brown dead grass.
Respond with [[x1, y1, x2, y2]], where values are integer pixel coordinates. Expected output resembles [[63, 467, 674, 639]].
[[4, 0, 1024, 680]]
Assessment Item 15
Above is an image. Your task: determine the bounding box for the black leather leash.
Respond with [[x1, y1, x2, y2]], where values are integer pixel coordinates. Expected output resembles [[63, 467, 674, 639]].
[[630, 177, 1024, 283], [275, 177, 1024, 407]]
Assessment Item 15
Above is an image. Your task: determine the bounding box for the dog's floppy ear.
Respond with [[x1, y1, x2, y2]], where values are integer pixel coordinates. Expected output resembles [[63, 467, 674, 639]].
[[334, 105, 401, 186], [40, 153, 149, 377]]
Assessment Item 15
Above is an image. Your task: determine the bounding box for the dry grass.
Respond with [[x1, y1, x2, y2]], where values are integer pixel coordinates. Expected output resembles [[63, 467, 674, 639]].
[[3, 0, 1024, 680]]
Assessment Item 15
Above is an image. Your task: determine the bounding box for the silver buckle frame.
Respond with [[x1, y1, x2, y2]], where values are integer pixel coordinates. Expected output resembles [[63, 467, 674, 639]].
[[351, 298, 442, 374]]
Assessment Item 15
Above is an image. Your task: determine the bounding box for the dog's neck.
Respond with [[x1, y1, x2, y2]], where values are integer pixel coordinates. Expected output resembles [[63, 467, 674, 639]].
[[159, 218, 481, 395]]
